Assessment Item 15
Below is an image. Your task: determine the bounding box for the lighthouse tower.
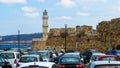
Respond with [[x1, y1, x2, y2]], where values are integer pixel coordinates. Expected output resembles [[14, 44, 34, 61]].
[[42, 10, 48, 39]]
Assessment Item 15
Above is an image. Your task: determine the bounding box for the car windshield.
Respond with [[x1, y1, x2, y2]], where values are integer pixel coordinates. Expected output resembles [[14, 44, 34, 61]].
[[19, 56, 38, 62], [95, 64, 120, 68], [91, 55, 97, 60], [38, 52, 49, 58], [100, 57, 116, 61], [0, 57, 5, 63], [1, 53, 14, 59], [60, 57, 80, 63]]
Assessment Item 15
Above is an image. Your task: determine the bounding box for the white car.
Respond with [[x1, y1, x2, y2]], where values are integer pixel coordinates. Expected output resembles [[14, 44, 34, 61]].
[[0, 51, 20, 68], [17, 62, 57, 68], [88, 61, 120, 68], [89, 53, 105, 63], [38, 50, 53, 62], [17, 55, 43, 67]]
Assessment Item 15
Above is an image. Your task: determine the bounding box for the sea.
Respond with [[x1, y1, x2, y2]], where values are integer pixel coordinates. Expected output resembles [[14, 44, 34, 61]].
[[0, 44, 32, 49]]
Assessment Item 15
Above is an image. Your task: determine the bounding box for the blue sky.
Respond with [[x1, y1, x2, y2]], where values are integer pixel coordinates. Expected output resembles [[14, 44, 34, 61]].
[[0, 0, 120, 36]]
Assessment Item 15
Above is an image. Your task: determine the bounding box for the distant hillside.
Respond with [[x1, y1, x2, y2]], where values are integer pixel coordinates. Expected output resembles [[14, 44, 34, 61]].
[[1, 33, 42, 41]]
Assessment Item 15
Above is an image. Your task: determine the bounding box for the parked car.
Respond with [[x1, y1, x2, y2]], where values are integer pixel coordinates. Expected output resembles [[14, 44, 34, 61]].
[[49, 53, 64, 64], [106, 50, 120, 58], [0, 57, 12, 68], [58, 54, 84, 68], [16, 55, 43, 67], [28, 50, 39, 55], [0, 51, 20, 68], [17, 62, 57, 68], [88, 61, 120, 68], [96, 55, 117, 61], [38, 50, 53, 62], [82, 49, 101, 63], [90, 53, 105, 63], [64, 52, 84, 63]]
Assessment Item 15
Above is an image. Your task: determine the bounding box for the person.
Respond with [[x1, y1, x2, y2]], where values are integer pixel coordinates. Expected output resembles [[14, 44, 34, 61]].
[[53, 51, 58, 58]]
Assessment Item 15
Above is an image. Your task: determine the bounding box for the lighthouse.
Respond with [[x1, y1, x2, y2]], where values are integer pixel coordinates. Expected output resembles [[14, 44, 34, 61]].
[[42, 10, 48, 39]]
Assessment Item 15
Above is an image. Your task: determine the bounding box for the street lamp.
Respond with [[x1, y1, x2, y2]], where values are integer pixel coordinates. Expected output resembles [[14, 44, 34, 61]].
[[109, 33, 113, 50], [64, 24, 67, 52], [18, 30, 20, 52]]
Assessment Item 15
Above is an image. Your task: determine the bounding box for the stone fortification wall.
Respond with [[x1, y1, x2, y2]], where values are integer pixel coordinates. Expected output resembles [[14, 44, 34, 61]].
[[97, 18, 120, 50], [33, 18, 120, 53], [49, 28, 75, 37]]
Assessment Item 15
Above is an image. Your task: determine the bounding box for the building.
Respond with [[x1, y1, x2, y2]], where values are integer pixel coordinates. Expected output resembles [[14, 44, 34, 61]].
[[32, 10, 48, 50], [32, 10, 94, 52]]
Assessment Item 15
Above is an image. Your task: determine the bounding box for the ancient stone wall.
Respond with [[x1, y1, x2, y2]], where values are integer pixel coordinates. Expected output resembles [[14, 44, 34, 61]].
[[33, 18, 120, 53]]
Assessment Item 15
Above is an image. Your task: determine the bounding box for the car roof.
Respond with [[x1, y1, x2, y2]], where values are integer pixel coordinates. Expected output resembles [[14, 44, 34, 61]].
[[92, 53, 105, 55], [21, 55, 40, 57], [60, 53, 80, 58], [38, 50, 50, 52], [91, 61, 120, 65], [19, 62, 55, 67], [0, 51, 20, 53], [64, 52, 80, 55], [98, 55, 117, 57]]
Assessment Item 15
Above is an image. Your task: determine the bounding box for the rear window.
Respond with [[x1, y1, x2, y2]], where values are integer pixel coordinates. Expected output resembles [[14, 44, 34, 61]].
[[19, 56, 38, 62], [38, 52, 49, 58], [1, 53, 15, 59], [101, 57, 116, 61], [60, 57, 80, 63], [95, 64, 120, 68]]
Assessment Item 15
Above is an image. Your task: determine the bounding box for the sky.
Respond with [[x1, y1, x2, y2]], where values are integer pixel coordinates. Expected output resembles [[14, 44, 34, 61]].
[[0, 0, 120, 36]]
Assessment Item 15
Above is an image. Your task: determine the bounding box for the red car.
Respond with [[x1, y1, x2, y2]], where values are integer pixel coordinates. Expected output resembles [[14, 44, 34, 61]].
[[96, 55, 117, 61]]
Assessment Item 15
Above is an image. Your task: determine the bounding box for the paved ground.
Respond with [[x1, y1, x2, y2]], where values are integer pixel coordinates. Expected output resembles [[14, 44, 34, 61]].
[[84, 63, 89, 68]]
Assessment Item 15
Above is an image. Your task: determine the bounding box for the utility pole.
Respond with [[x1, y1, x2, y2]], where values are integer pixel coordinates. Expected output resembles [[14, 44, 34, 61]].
[[76, 38, 79, 51], [64, 24, 67, 52], [18, 30, 20, 52], [110, 33, 113, 50]]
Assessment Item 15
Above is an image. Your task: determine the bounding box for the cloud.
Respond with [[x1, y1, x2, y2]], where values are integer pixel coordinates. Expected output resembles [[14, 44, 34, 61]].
[[37, 0, 45, 3], [21, 6, 39, 17], [76, 12, 90, 16], [22, 6, 38, 12], [81, 0, 107, 3], [114, 6, 120, 12], [24, 12, 39, 17], [109, 5, 120, 13], [56, 16, 73, 20], [57, 0, 76, 8], [0, 0, 27, 4]]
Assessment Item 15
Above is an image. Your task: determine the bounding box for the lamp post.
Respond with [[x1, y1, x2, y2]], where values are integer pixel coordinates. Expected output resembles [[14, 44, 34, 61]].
[[18, 30, 20, 52], [110, 33, 113, 50], [64, 24, 67, 52]]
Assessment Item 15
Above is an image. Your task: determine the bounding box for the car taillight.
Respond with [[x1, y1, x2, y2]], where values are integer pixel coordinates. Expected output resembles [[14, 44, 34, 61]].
[[59, 64, 65, 68], [76, 64, 83, 68], [14, 59, 17, 64]]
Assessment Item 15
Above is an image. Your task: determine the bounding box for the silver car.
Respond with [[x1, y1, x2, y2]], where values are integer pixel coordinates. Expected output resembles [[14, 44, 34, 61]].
[[16, 55, 43, 68], [88, 61, 120, 68], [0, 51, 20, 68], [38, 50, 53, 62]]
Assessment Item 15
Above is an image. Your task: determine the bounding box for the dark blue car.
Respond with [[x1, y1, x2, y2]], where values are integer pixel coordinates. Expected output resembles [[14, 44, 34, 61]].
[[106, 50, 120, 57]]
